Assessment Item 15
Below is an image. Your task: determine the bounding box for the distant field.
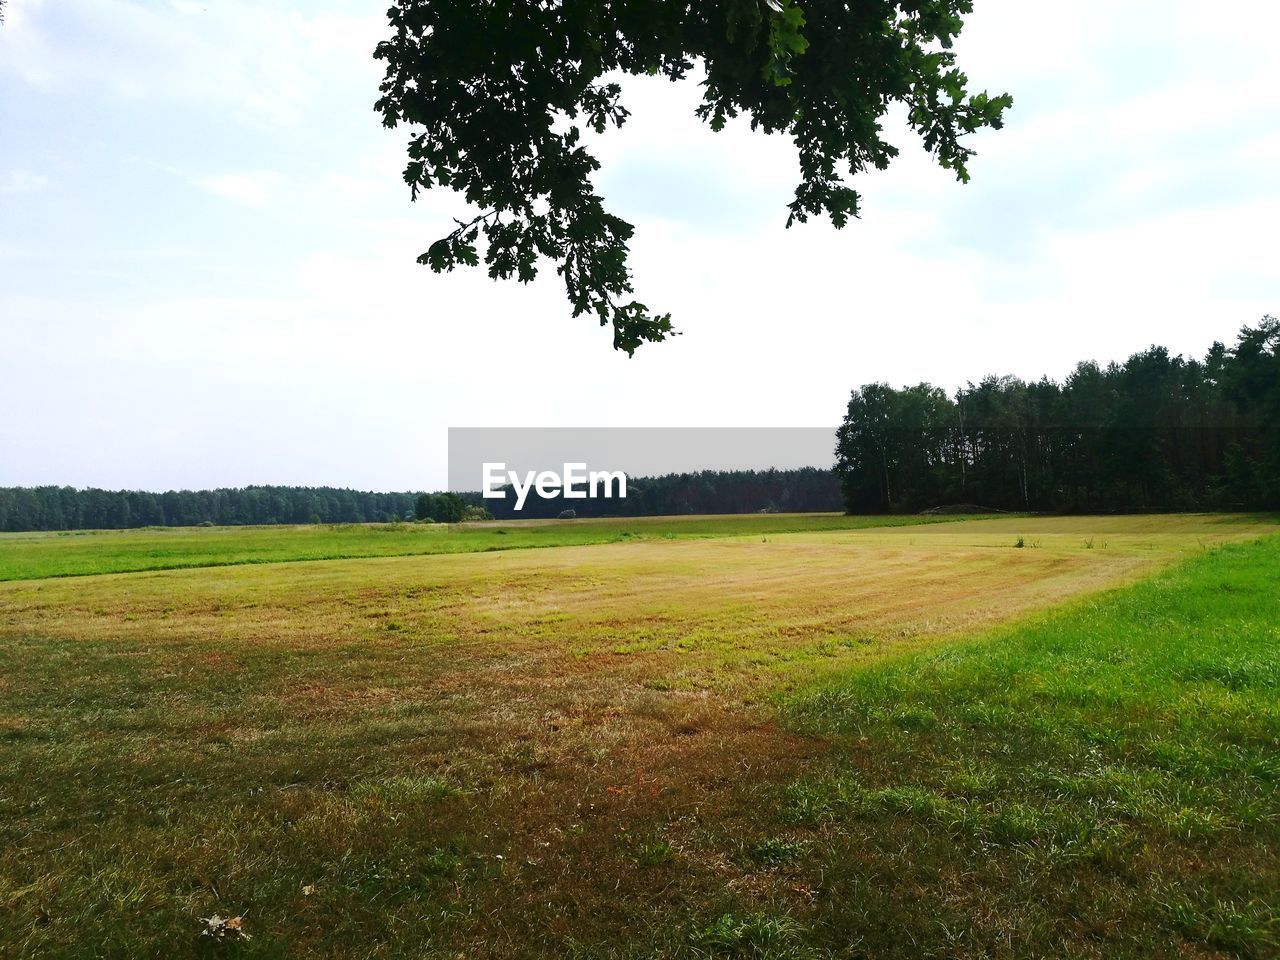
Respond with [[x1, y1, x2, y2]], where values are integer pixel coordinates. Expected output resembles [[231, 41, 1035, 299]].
[[0, 512, 992, 581], [0, 513, 1276, 958]]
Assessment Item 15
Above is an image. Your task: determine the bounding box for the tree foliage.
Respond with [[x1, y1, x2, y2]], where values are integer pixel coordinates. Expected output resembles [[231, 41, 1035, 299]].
[[414, 491, 467, 523], [836, 318, 1280, 513], [374, 0, 1011, 352]]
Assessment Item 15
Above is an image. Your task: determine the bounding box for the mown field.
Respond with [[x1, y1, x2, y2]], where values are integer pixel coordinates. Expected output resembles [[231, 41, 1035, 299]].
[[0, 512, 988, 582], [0, 513, 1276, 959]]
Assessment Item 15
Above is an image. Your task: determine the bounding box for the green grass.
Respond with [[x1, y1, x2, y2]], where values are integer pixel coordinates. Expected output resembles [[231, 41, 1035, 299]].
[[0, 517, 1276, 958], [0, 512, 989, 581], [772, 535, 1280, 958]]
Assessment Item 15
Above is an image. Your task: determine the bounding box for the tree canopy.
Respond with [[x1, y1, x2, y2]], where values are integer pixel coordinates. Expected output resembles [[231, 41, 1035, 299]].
[[374, 0, 1011, 352], [836, 318, 1280, 513], [414, 491, 468, 523]]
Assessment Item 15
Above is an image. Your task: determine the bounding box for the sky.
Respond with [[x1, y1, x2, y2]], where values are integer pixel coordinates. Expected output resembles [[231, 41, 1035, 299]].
[[1, 0, 1277, 492]]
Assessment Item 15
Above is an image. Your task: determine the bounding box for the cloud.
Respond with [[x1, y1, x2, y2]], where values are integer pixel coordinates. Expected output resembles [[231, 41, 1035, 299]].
[[193, 171, 286, 208], [0, 0, 384, 127], [0, 170, 49, 194], [189, 168, 392, 213]]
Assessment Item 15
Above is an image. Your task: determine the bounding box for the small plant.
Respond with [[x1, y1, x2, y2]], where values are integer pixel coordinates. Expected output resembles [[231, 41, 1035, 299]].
[[419, 848, 464, 877], [635, 839, 675, 866], [747, 836, 807, 865], [693, 911, 802, 955], [1015, 536, 1026, 548]]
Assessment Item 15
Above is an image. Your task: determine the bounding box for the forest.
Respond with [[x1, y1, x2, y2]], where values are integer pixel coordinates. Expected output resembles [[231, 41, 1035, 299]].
[[837, 318, 1280, 513], [0, 469, 843, 532], [0, 486, 421, 532]]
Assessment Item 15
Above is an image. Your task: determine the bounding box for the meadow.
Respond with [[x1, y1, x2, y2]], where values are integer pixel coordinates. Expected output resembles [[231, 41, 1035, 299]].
[[0, 513, 1276, 958], [0, 512, 986, 582]]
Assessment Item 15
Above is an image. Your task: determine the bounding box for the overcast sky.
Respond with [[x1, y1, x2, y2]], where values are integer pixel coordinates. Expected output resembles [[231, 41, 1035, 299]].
[[2, 0, 1277, 491]]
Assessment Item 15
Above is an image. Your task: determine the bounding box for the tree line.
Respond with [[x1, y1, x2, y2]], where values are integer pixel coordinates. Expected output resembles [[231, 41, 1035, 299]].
[[0, 486, 421, 532], [0, 469, 844, 532], [836, 318, 1280, 513]]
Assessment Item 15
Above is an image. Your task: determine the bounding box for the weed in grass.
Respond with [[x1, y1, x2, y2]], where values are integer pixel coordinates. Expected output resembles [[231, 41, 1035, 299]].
[[746, 837, 808, 866], [635, 839, 676, 867], [692, 911, 805, 957]]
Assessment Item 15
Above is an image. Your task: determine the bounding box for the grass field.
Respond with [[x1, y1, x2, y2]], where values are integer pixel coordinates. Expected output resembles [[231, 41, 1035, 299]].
[[0, 512, 992, 582], [0, 513, 1276, 958]]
